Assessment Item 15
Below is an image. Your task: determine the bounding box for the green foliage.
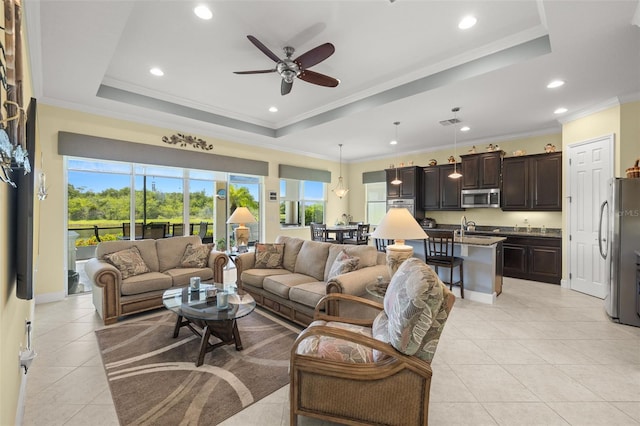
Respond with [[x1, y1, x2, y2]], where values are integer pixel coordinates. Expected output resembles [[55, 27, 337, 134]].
[[68, 183, 215, 222], [305, 203, 324, 224], [75, 233, 119, 246]]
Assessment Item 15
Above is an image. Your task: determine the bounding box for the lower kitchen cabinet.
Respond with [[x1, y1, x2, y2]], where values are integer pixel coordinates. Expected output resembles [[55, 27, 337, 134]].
[[503, 236, 561, 284]]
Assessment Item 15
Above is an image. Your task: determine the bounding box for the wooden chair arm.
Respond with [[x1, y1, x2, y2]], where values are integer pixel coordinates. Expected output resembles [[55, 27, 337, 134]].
[[314, 293, 383, 326]]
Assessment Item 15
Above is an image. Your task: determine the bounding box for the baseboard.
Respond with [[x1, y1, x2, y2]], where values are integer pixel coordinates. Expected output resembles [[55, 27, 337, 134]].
[[35, 291, 65, 304], [560, 278, 569, 289], [461, 289, 496, 305]]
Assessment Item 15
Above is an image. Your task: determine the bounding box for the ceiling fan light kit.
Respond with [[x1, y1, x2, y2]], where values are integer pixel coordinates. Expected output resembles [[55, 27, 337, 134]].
[[234, 35, 339, 95]]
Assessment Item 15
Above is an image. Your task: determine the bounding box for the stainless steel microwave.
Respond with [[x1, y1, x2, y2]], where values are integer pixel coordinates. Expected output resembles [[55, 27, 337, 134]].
[[461, 188, 500, 208]]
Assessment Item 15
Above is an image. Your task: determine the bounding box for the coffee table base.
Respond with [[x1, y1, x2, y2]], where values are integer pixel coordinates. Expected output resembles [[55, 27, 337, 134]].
[[172, 315, 243, 367]]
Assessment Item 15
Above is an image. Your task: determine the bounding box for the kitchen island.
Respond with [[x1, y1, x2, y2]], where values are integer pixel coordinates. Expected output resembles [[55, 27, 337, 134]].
[[407, 235, 506, 304]]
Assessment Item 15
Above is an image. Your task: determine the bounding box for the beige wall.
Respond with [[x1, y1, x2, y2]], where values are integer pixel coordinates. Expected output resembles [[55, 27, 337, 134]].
[[1, 7, 37, 424], [620, 101, 640, 174]]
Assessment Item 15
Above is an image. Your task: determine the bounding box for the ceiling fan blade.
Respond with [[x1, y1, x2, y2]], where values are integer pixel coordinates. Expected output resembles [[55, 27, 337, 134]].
[[247, 35, 281, 63], [298, 70, 339, 87], [233, 69, 276, 74], [294, 43, 335, 69], [281, 79, 293, 96]]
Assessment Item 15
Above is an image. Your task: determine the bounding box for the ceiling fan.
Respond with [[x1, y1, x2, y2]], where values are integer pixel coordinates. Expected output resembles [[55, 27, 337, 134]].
[[234, 35, 339, 95]]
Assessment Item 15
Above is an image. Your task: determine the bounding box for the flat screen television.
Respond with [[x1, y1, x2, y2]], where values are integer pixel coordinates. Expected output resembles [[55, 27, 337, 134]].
[[14, 97, 37, 300]]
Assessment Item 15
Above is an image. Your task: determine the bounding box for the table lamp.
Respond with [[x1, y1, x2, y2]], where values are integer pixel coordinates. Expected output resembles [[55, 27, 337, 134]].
[[371, 207, 427, 276], [226, 207, 257, 253]]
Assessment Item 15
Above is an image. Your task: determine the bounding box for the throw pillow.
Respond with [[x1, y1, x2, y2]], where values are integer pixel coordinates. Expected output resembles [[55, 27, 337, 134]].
[[254, 243, 285, 268], [383, 257, 448, 362], [328, 250, 359, 280], [104, 246, 151, 280], [180, 243, 213, 268]]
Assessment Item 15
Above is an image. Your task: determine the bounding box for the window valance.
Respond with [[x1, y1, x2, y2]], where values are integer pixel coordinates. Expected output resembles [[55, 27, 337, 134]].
[[58, 131, 268, 176]]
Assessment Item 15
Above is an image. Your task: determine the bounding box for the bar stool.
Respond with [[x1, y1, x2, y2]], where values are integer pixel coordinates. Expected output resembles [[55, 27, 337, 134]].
[[424, 230, 464, 298]]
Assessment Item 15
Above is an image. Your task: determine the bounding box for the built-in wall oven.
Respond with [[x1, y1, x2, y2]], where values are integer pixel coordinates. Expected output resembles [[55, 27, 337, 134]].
[[387, 199, 415, 216]]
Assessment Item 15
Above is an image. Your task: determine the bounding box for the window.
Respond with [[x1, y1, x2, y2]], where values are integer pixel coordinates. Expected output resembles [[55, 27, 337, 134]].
[[67, 158, 262, 245], [366, 182, 387, 225], [228, 174, 261, 245], [279, 179, 326, 227]]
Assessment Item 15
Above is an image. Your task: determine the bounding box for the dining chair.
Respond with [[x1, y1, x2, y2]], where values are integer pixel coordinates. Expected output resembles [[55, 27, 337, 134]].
[[424, 230, 464, 298], [122, 222, 143, 239], [199, 222, 213, 243], [343, 223, 370, 245], [172, 223, 184, 236], [374, 238, 394, 252], [310, 223, 336, 242], [143, 223, 167, 240], [347, 221, 362, 238]]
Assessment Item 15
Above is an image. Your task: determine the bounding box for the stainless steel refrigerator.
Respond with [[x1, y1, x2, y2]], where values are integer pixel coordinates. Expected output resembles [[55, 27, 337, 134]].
[[599, 178, 640, 327]]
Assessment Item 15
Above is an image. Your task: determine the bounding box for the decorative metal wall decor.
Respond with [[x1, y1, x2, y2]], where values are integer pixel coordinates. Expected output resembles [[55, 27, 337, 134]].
[[161, 133, 213, 151], [1, 0, 30, 187]]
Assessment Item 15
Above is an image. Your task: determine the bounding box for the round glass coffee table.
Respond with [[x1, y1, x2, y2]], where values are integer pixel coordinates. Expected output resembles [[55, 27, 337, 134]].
[[163, 283, 256, 367]]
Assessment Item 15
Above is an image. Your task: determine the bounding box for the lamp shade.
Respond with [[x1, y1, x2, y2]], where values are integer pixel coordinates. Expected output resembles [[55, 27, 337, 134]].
[[226, 207, 257, 225], [371, 207, 426, 243], [371, 207, 426, 276]]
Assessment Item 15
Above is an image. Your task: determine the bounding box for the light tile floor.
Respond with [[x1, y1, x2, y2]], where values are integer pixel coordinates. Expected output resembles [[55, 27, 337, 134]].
[[23, 273, 640, 425]]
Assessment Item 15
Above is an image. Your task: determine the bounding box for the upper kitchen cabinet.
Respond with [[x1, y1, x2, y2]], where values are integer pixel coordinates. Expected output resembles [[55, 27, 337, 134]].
[[386, 166, 420, 199], [460, 151, 503, 190], [502, 152, 562, 211], [422, 164, 463, 210]]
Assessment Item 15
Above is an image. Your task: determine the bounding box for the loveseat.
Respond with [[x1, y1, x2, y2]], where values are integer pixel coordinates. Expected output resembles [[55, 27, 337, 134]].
[[235, 236, 390, 326], [85, 235, 228, 325]]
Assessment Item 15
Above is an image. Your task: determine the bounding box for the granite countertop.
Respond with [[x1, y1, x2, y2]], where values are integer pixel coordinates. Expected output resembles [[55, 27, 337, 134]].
[[424, 225, 561, 239]]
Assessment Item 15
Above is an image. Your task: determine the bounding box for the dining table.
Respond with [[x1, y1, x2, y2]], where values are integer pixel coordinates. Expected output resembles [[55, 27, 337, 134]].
[[324, 225, 358, 243]]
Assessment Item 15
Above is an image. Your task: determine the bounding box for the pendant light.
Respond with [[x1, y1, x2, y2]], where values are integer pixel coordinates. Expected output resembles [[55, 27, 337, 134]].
[[449, 107, 462, 179], [332, 143, 349, 198], [391, 121, 402, 185]]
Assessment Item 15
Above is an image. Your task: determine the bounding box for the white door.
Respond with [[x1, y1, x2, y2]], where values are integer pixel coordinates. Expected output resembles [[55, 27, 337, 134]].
[[567, 135, 613, 298]]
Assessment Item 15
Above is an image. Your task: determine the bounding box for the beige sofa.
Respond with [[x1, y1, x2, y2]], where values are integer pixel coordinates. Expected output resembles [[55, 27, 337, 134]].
[[85, 235, 228, 325], [235, 236, 390, 326]]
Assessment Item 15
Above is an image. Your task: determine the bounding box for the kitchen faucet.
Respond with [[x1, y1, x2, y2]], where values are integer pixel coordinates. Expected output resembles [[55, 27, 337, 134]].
[[461, 215, 467, 238]]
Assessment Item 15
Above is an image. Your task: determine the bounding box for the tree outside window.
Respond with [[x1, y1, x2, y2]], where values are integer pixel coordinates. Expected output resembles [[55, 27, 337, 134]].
[[279, 179, 325, 227]]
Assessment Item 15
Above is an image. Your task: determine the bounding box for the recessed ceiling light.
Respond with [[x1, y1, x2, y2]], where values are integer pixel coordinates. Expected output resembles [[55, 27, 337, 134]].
[[547, 80, 565, 89], [458, 15, 477, 30], [554, 107, 568, 114], [268, 106, 278, 113], [149, 67, 164, 76], [390, 140, 398, 145], [460, 126, 470, 132], [194, 5, 213, 20]]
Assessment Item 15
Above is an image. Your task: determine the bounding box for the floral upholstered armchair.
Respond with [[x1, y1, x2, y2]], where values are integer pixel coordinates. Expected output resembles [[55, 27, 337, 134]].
[[289, 257, 455, 426]]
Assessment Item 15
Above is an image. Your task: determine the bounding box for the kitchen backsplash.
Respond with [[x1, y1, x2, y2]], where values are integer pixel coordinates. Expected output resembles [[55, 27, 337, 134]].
[[425, 209, 563, 230]]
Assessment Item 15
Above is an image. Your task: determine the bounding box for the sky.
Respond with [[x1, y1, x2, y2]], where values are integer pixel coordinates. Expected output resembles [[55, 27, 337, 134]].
[[68, 159, 324, 201]]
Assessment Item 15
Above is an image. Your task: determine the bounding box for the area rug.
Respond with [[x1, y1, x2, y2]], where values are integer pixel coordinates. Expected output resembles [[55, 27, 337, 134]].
[[95, 308, 301, 425]]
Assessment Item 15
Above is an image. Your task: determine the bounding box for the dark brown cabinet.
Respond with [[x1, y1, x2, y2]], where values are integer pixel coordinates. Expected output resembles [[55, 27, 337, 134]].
[[503, 236, 561, 284], [502, 152, 562, 211], [386, 166, 420, 199], [460, 151, 503, 190], [421, 164, 463, 211]]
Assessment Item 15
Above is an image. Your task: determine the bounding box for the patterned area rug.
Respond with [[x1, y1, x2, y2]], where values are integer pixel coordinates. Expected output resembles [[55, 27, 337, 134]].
[[95, 309, 301, 425]]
